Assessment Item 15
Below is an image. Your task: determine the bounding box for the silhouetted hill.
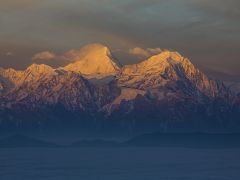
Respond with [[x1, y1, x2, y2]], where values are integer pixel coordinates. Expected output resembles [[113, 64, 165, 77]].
[[71, 139, 118, 147], [123, 133, 240, 148], [0, 134, 57, 148]]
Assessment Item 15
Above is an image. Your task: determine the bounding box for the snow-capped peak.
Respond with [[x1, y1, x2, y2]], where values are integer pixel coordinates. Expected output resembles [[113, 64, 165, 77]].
[[17, 63, 56, 84], [64, 43, 120, 79], [136, 50, 191, 71], [0, 67, 24, 87], [118, 50, 191, 79], [116, 50, 219, 96], [25, 63, 55, 75]]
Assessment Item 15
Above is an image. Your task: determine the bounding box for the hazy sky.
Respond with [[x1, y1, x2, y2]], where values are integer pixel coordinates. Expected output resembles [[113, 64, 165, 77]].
[[0, 0, 239, 81]]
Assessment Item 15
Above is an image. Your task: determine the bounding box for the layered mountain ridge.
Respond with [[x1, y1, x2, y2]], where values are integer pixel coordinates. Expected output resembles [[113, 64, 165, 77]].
[[0, 44, 238, 135]]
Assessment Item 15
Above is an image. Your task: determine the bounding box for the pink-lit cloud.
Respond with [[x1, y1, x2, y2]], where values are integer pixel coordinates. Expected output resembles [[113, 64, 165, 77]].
[[32, 51, 56, 60], [129, 47, 162, 58]]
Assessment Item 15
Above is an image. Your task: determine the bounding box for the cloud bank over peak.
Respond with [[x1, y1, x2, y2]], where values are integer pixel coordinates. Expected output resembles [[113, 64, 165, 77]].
[[129, 47, 162, 58], [32, 51, 56, 61], [31, 44, 163, 67], [0, 0, 239, 80], [64, 43, 111, 62]]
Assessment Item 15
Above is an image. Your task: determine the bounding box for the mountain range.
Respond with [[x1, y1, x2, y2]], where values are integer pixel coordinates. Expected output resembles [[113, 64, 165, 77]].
[[0, 43, 239, 135]]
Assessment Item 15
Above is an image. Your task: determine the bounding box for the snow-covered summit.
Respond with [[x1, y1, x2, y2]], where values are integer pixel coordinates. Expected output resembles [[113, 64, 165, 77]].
[[64, 43, 120, 78], [25, 63, 54, 75], [117, 50, 221, 97]]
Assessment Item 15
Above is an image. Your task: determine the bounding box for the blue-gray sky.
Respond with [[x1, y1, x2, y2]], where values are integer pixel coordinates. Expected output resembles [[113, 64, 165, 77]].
[[0, 0, 239, 81]]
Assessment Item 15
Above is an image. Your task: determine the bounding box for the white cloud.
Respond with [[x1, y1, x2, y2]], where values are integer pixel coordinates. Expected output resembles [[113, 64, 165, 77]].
[[6, 52, 13, 56], [32, 51, 56, 60], [64, 49, 82, 61], [129, 47, 162, 58], [64, 43, 108, 62]]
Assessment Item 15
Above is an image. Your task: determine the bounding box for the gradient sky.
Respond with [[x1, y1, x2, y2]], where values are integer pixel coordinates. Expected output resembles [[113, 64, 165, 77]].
[[0, 0, 239, 81]]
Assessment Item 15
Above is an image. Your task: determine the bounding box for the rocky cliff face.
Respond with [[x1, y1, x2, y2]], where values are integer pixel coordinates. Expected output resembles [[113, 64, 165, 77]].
[[0, 45, 238, 134]]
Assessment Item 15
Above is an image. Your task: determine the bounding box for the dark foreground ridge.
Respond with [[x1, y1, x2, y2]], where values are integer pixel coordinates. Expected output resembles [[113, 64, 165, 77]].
[[123, 133, 240, 148], [1, 133, 240, 148], [0, 134, 58, 148]]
